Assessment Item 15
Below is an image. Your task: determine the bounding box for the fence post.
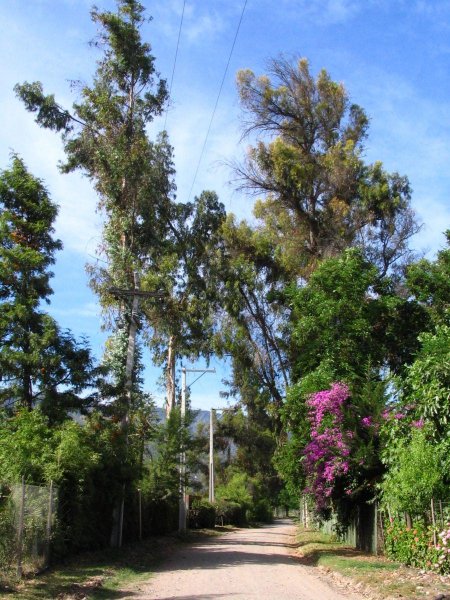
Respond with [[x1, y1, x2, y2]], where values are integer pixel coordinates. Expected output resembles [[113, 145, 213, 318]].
[[138, 488, 142, 541], [17, 476, 26, 578], [431, 498, 437, 545], [373, 501, 378, 555], [378, 506, 385, 550], [44, 480, 54, 568], [439, 499, 444, 529], [118, 484, 125, 548]]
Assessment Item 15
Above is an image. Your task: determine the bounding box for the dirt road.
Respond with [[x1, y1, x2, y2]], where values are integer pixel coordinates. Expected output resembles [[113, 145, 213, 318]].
[[126, 519, 359, 600]]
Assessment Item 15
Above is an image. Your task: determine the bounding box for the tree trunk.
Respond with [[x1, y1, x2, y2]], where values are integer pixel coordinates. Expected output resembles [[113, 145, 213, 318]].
[[165, 335, 176, 418], [111, 270, 140, 548], [122, 270, 140, 432]]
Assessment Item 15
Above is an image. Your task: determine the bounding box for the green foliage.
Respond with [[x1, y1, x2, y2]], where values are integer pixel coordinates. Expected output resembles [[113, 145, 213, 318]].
[[247, 498, 273, 523], [140, 409, 182, 504], [407, 230, 450, 325], [142, 190, 227, 368], [214, 500, 246, 526], [384, 518, 450, 574], [381, 428, 447, 516], [188, 499, 216, 529], [0, 156, 98, 416], [236, 57, 418, 278], [0, 407, 159, 555], [289, 249, 426, 382], [215, 468, 273, 524], [405, 325, 450, 438], [377, 240, 450, 543], [216, 470, 253, 506], [15, 1, 173, 422], [0, 493, 16, 571], [215, 406, 280, 502], [0, 409, 54, 483]]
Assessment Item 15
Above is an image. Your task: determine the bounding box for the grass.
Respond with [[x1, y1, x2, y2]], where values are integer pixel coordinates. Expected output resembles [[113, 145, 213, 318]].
[[294, 525, 450, 599], [0, 528, 225, 600]]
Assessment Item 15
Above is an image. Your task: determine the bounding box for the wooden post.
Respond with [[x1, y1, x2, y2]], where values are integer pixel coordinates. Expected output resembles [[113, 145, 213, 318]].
[[379, 507, 385, 549], [439, 499, 444, 529], [138, 488, 142, 541], [178, 367, 187, 533], [17, 476, 26, 578], [209, 409, 215, 503], [45, 481, 54, 568], [431, 498, 437, 546], [373, 501, 378, 555], [118, 483, 125, 548]]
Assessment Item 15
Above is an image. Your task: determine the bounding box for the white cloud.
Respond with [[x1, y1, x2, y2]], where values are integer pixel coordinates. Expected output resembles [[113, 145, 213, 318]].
[[151, 0, 245, 46]]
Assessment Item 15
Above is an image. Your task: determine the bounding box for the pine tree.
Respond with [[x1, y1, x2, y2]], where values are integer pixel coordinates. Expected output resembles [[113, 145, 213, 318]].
[[0, 155, 97, 416]]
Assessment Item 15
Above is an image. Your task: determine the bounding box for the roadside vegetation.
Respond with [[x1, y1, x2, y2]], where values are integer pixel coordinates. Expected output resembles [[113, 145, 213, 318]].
[[295, 526, 450, 599], [0, 528, 226, 599], [1, 0, 449, 586]]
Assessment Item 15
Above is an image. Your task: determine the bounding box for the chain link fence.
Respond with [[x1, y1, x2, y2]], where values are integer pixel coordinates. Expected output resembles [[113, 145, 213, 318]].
[[0, 480, 57, 578]]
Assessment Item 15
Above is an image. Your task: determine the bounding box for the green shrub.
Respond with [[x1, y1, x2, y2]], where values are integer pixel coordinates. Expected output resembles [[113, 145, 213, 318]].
[[214, 500, 246, 526], [247, 498, 273, 523], [384, 517, 450, 574], [0, 493, 16, 572], [145, 498, 178, 535], [381, 429, 446, 516], [188, 499, 216, 529]]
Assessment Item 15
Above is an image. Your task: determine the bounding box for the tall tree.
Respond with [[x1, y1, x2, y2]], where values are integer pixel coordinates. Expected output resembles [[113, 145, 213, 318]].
[[141, 190, 226, 414], [234, 57, 419, 277], [15, 0, 175, 546], [217, 56, 420, 428], [15, 0, 170, 420], [0, 155, 97, 417]]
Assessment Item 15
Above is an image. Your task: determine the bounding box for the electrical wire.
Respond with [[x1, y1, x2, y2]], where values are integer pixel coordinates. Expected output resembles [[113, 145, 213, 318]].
[[187, 0, 248, 202], [163, 0, 187, 131]]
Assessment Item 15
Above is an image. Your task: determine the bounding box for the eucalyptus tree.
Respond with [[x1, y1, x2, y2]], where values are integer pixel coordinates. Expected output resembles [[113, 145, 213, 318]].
[[218, 56, 420, 427], [15, 0, 171, 419], [0, 155, 98, 418], [140, 190, 226, 414], [234, 56, 419, 277], [15, 0, 176, 546]]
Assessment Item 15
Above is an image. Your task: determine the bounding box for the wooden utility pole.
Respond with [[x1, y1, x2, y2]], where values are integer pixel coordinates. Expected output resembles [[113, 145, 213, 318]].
[[209, 409, 215, 503], [178, 367, 216, 533], [108, 279, 165, 548]]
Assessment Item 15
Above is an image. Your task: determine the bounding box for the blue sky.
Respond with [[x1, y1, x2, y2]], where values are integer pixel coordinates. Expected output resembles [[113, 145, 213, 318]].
[[1, 0, 449, 410]]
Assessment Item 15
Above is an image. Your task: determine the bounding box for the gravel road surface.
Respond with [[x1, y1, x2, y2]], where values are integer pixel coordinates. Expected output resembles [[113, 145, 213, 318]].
[[126, 519, 359, 600]]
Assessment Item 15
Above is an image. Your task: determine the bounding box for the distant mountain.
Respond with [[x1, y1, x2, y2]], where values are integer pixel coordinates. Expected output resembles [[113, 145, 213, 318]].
[[155, 406, 211, 429]]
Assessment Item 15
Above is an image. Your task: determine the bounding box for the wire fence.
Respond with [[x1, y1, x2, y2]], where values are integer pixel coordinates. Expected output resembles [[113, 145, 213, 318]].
[[298, 495, 450, 557], [299, 495, 383, 555], [0, 479, 57, 578]]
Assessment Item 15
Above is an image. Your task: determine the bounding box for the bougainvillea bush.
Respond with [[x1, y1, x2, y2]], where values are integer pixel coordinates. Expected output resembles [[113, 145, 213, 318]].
[[304, 382, 352, 512], [385, 517, 450, 574], [303, 381, 383, 520]]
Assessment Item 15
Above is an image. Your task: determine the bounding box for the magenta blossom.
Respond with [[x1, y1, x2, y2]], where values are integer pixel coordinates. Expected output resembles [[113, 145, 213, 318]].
[[304, 383, 352, 511]]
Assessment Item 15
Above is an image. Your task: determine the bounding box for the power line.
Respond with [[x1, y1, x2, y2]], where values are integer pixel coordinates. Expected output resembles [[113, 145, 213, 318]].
[[187, 0, 248, 203], [163, 0, 187, 131]]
